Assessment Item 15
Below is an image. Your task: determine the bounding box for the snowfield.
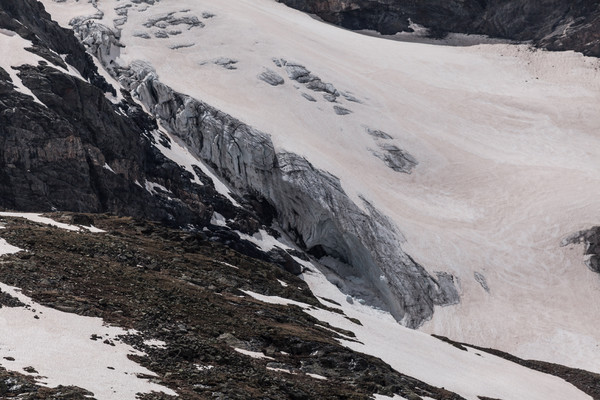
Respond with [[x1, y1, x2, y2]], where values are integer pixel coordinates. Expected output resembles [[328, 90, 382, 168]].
[[0, 238, 21, 257], [33, 0, 600, 394], [0, 212, 105, 232]]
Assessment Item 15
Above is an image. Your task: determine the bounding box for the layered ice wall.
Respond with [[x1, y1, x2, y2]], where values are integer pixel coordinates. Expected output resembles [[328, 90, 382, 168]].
[[56, 1, 459, 327], [121, 57, 459, 328]]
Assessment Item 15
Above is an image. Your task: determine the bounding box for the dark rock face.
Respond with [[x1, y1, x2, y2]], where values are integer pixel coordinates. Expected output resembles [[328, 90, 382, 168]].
[[0, 62, 210, 226], [277, 0, 482, 36], [0, 0, 217, 226], [276, 0, 600, 57], [562, 228, 600, 274], [0, 0, 114, 93]]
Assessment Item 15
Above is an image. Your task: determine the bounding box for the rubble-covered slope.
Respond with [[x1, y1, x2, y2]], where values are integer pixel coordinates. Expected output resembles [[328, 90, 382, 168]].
[[0, 213, 597, 400], [0, 213, 466, 400]]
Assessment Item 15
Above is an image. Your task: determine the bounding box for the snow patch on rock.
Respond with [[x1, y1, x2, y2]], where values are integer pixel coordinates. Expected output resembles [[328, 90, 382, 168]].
[[0, 283, 176, 400]]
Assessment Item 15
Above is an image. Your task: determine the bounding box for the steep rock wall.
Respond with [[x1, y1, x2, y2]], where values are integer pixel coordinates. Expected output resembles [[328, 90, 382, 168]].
[[0, 0, 216, 226], [276, 0, 600, 57]]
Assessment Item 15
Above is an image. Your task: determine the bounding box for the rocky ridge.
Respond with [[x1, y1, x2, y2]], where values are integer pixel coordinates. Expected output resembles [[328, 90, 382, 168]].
[[276, 0, 600, 57], [1, 213, 598, 400], [0, 213, 465, 400]]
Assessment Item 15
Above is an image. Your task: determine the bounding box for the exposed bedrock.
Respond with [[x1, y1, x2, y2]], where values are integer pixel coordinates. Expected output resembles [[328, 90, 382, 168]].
[[0, 61, 212, 226], [0, 0, 115, 94], [563, 228, 600, 274], [0, 0, 226, 226], [115, 61, 458, 327], [276, 0, 600, 57]]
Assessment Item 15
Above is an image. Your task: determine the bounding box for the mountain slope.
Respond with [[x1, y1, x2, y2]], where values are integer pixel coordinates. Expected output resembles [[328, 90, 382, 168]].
[[38, 0, 600, 372], [0, 213, 467, 400], [276, 0, 600, 56], [1, 0, 600, 399], [35, 0, 462, 329], [1, 213, 597, 400]]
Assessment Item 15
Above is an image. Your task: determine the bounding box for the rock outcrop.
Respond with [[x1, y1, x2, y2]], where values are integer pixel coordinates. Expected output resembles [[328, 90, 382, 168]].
[[276, 0, 600, 57], [0, 0, 114, 93], [562, 228, 600, 274], [0, 0, 230, 227]]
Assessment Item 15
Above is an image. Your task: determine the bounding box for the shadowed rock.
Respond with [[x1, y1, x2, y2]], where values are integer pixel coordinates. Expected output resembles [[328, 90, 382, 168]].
[[562, 228, 600, 274], [474, 271, 490, 293], [275, 0, 600, 57], [373, 144, 418, 173], [259, 68, 285, 86], [333, 105, 352, 115]]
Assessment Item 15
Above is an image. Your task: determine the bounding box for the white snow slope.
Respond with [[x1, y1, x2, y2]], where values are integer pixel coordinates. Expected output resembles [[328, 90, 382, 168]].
[[39, 0, 600, 392]]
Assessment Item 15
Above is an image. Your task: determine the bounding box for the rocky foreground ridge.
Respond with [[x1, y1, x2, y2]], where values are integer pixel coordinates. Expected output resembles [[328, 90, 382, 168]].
[[2, 213, 600, 400], [1, 213, 599, 399], [276, 0, 600, 57], [0, 212, 465, 400]]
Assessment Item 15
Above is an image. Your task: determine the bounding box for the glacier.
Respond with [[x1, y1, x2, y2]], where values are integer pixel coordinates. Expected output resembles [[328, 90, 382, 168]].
[[37, 0, 600, 383]]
